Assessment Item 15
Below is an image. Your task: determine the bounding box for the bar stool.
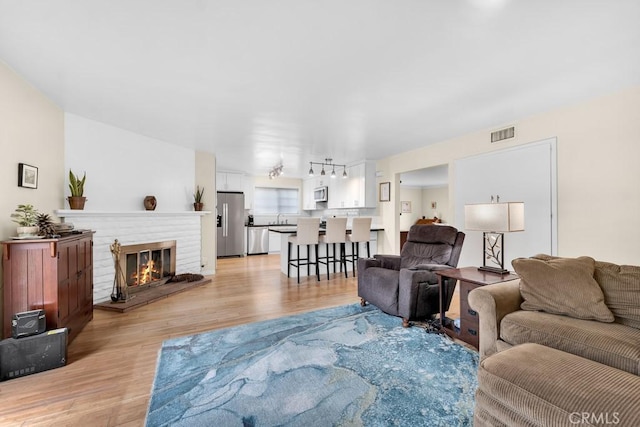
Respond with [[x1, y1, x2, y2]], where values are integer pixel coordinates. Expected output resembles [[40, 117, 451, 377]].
[[346, 217, 372, 274], [318, 217, 348, 280], [287, 217, 321, 283]]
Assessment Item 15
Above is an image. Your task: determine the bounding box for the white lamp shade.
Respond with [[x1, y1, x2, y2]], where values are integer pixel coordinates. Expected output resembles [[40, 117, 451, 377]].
[[464, 202, 525, 232]]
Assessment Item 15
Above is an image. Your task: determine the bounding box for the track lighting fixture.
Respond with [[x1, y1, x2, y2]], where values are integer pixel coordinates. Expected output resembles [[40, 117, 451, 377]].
[[308, 158, 347, 179], [268, 164, 284, 179]]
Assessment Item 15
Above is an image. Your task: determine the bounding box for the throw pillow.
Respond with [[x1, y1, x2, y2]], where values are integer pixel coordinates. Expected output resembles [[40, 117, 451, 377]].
[[595, 261, 640, 329], [513, 256, 614, 322]]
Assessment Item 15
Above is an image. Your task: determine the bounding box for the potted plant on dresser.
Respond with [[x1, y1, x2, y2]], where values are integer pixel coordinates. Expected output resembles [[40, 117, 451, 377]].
[[68, 170, 87, 210], [11, 204, 39, 238]]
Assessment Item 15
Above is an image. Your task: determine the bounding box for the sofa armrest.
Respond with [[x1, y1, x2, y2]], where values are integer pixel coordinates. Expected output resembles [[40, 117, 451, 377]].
[[468, 279, 522, 360], [374, 254, 401, 270]]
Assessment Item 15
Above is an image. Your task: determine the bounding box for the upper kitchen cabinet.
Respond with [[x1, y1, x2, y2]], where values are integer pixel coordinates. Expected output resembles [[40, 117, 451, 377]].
[[243, 177, 254, 210], [216, 172, 244, 192], [302, 176, 330, 210], [329, 161, 377, 209], [302, 178, 316, 211]]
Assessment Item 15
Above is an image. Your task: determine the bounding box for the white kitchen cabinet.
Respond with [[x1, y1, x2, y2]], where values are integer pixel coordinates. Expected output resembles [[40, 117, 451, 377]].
[[243, 177, 254, 209], [216, 172, 244, 192], [327, 161, 377, 209], [327, 175, 345, 209], [268, 231, 281, 253], [302, 176, 331, 210], [302, 178, 316, 211]]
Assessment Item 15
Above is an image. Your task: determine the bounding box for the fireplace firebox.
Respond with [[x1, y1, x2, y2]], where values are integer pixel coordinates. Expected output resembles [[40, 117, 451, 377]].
[[119, 240, 176, 290]]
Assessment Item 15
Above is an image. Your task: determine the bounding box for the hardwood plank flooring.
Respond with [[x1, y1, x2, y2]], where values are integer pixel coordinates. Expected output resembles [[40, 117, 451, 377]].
[[0, 255, 460, 426]]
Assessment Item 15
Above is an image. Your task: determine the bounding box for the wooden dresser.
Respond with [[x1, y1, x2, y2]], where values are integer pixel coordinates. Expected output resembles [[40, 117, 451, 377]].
[[2, 231, 94, 343]]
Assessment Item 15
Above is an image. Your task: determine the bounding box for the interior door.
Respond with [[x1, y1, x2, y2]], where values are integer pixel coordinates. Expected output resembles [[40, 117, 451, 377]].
[[454, 138, 557, 270]]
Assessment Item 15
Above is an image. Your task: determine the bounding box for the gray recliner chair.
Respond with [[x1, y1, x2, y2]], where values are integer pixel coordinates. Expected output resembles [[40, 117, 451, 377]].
[[357, 224, 465, 327]]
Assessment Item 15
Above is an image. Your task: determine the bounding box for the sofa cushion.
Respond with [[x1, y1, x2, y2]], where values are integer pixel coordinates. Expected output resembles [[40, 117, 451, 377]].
[[500, 310, 640, 374], [595, 261, 640, 329], [476, 343, 640, 427], [512, 256, 614, 322]]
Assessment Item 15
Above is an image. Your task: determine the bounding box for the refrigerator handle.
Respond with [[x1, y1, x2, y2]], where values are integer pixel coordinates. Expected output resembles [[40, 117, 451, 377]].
[[223, 203, 228, 237]]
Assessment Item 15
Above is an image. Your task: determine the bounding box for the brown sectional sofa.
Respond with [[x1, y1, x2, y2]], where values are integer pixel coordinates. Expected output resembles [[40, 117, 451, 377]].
[[468, 255, 640, 426]]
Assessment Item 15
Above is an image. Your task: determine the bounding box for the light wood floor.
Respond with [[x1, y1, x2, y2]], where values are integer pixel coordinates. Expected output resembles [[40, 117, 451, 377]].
[[1, 255, 460, 426]]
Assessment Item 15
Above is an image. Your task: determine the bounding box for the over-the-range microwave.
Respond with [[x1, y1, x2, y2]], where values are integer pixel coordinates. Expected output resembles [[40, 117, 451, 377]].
[[314, 186, 328, 202]]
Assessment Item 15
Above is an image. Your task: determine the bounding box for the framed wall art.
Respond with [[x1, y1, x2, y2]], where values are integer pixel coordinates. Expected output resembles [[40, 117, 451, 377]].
[[379, 182, 390, 202], [401, 201, 411, 213], [18, 163, 38, 189]]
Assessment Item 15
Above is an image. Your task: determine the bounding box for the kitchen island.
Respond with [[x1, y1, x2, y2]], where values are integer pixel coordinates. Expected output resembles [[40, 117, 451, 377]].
[[269, 226, 383, 278]]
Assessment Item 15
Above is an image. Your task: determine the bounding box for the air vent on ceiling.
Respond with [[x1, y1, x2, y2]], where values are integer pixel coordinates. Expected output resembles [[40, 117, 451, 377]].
[[491, 126, 515, 143]]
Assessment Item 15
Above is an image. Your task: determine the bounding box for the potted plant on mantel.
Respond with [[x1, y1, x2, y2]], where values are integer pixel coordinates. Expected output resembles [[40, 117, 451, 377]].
[[68, 170, 86, 210], [193, 186, 204, 211], [11, 204, 39, 237]]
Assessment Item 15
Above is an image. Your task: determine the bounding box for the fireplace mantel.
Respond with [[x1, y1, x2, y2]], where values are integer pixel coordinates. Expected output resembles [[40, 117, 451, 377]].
[[55, 210, 211, 218]]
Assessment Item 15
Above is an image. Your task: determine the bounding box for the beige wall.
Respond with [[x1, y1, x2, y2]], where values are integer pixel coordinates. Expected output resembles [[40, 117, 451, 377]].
[[398, 187, 423, 231], [422, 186, 449, 223], [196, 151, 216, 274], [0, 61, 65, 329], [0, 62, 65, 239], [377, 86, 640, 265]]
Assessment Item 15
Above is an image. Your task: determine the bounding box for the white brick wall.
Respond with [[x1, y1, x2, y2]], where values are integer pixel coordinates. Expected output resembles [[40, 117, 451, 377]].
[[55, 210, 206, 303]]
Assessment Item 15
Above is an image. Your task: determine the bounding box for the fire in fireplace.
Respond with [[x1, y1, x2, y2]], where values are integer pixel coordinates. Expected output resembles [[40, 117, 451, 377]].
[[119, 240, 176, 289]]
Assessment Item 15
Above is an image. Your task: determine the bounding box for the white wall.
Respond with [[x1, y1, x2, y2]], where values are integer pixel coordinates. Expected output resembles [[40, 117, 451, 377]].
[[65, 113, 196, 211], [377, 86, 640, 265]]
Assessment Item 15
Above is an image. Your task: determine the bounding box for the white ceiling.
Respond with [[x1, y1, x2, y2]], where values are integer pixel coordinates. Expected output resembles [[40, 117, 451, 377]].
[[400, 164, 448, 188], [1, 1, 639, 178]]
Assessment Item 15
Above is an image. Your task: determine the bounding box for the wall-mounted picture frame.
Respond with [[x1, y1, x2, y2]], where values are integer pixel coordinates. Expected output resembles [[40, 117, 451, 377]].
[[379, 182, 390, 202], [401, 201, 411, 213], [18, 163, 38, 189]]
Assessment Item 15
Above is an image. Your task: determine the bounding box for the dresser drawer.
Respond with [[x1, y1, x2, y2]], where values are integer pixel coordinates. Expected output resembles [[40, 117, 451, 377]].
[[459, 322, 479, 349], [459, 281, 479, 318], [459, 280, 480, 348]]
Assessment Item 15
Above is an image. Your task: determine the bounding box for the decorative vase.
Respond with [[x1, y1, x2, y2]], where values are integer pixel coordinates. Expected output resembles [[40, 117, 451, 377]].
[[16, 226, 39, 237], [193, 202, 204, 211], [144, 196, 157, 211], [68, 196, 86, 210]]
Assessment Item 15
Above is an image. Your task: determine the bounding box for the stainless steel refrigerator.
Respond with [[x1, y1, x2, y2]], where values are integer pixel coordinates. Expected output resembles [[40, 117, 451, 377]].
[[216, 191, 245, 257]]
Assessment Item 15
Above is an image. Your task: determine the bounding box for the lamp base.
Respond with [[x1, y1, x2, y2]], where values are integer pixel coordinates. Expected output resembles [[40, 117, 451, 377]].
[[478, 266, 510, 275]]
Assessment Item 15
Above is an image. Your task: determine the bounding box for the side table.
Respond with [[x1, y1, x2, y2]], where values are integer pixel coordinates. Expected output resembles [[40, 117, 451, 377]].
[[436, 267, 518, 349]]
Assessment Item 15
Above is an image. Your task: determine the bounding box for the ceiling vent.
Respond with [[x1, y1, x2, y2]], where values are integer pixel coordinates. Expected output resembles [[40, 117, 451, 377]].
[[491, 126, 515, 143]]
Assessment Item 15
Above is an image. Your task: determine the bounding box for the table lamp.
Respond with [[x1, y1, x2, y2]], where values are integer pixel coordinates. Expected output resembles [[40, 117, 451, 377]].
[[464, 201, 524, 274]]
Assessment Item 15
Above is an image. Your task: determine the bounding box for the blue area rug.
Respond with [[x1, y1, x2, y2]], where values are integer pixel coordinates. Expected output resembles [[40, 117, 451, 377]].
[[146, 304, 478, 426]]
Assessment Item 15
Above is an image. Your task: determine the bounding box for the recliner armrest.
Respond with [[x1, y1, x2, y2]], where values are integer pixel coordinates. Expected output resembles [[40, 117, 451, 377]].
[[468, 280, 522, 361], [358, 257, 381, 270], [374, 254, 401, 270]]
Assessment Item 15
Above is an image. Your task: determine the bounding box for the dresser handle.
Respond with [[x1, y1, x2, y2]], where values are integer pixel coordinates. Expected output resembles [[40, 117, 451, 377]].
[[468, 308, 477, 316], [467, 328, 478, 336]]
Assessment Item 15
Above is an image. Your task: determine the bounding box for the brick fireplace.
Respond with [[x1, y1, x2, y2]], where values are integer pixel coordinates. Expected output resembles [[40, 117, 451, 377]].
[[55, 210, 207, 302]]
